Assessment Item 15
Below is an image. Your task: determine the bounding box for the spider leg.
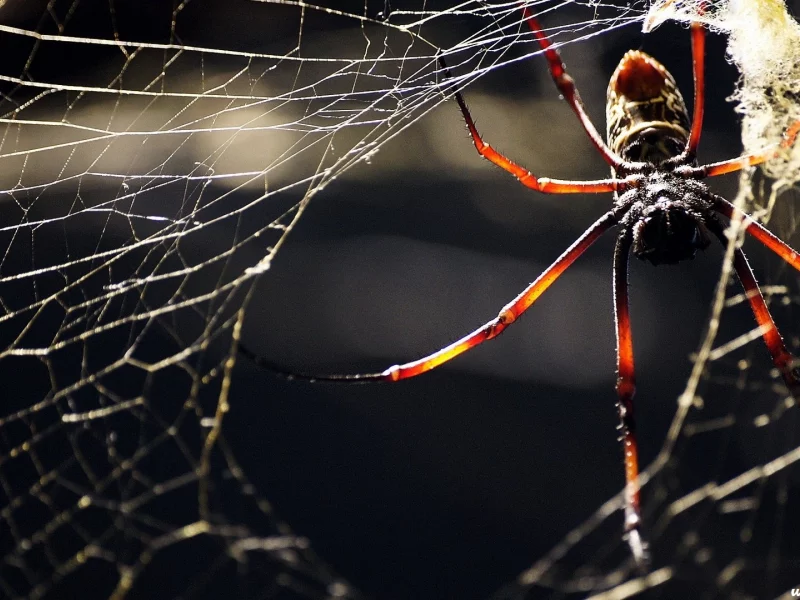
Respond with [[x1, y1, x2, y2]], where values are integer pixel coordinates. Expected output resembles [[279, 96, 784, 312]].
[[699, 121, 800, 178], [707, 219, 800, 393], [685, 18, 705, 155], [241, 210, 620, 381], [711, 195, 800, 271], [439, 57, 627, 194], [521, 7, 625, 170], [613, 231, 649, 567]]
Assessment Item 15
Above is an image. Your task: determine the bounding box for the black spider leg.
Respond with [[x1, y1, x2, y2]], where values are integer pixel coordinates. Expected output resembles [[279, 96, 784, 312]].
[[613, 229, 649, 568], [706, 216, 800, 396], [236, 344, 379, 382]]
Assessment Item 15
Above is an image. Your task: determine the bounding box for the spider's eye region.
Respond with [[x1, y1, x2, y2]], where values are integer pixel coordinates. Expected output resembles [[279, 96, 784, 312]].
[[632, 199, 710, 266]]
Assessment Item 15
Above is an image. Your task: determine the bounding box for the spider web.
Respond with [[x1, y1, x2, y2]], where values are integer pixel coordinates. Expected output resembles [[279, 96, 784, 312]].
[[1, 0, 799, 599]]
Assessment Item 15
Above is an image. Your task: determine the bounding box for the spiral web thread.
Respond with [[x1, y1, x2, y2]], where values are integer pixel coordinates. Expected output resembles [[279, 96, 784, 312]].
[[0, 0, 799, 598]]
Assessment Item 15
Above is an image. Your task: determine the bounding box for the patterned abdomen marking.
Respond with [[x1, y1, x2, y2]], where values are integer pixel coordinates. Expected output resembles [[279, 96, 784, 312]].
[[607, 51, 691, 163]]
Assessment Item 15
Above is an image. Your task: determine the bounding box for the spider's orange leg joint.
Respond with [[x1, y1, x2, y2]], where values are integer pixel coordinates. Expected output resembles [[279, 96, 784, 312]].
[[702, 120, 800, 178], [712, 196, 800, 272], [521, 7, 625, 170], [613, 231, 649, 567], [708, 220, 800, 394], [442, 64, 623, 194], [382, 210, 619, 381]]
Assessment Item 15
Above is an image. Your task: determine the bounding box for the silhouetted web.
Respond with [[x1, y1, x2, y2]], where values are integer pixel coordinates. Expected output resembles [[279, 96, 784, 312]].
[[0, 1, 799, 599]]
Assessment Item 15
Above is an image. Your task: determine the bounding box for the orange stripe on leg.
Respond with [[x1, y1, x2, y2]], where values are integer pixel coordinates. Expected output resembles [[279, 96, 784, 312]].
[[703, 149, 781, 178], [445, 73, 623, 194], [712, 196, 800, 272], [686, 19, 705, 155], [613, 232, 649, 566], [708, 220, 800, 394], [702, 120, 800, 178], [383, 211, 619, 381], [521, 7, 624, 170]]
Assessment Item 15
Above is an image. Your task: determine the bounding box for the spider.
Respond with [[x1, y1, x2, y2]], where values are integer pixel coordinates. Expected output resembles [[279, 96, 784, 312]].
[[241, 8, 800, 566]]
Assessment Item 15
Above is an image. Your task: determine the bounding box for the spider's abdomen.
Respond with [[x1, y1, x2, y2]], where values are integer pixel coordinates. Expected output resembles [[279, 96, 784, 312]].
[[606, 51, 690, 164]]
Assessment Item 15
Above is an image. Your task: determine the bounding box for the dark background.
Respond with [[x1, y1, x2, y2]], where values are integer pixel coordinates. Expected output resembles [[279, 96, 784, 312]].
[[1, 1, 800, 599]]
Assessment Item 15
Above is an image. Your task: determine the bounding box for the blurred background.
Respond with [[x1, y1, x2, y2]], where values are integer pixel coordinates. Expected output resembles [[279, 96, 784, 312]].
[[1, 0, 799, 598]]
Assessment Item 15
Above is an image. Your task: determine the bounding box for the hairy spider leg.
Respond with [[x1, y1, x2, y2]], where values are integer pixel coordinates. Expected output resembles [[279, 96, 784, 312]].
[[712, 196, 800, 271], [707, 220, 800, 392], [521, 7, 625, 170], [700, 121, 800, 178], [613, 231, 649, 566], [242, 211, 620, 382], [686, 19, 705, 155], [437, 58, 625, 194]]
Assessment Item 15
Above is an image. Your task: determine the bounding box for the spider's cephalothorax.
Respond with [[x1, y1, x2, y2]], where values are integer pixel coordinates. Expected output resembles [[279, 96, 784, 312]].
[[607, 51, 691, 164], [617, 173, 713, 265]]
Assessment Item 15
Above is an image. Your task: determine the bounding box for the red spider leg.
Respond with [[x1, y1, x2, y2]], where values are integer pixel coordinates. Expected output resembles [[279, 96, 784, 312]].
[[613, 231, 649, 567], [700, 121, 800, 178], [708, 220, 800, 392], [521, 7, 625, 170], [439, 58, 626, 194], [685, 17, 705, 155], [711, 195, 800, 271], [242, 210, 619, 382]]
